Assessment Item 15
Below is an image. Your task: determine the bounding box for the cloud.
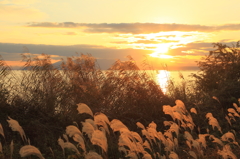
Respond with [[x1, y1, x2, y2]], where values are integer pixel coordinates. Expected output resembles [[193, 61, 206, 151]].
[[64, 32, 77, 35], [168, 41, 239, 57], [144, 46, 157, 50], [157, 39, 179, 43], [168, 42, 213, 56], [130, 39, 179, 44], [156, 35, 176, 38], [111, 39, 179, 45], [111, 41, 130, 44], [181, 34, 193, 38], [27, 22, 240, 34], [37, 32, 78, 36], [131, 40, 162, 44]]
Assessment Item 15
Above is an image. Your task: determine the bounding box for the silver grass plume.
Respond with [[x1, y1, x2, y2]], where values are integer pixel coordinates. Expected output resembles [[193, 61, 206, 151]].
[[19, 145, 45, 159]]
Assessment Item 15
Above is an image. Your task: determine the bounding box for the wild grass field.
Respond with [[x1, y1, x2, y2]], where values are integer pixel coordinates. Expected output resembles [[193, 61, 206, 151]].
[[0, 42, 240, 158]]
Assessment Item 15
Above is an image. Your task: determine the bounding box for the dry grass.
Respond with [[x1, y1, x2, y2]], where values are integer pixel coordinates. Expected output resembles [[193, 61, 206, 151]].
[[1, 100, 240, 158]]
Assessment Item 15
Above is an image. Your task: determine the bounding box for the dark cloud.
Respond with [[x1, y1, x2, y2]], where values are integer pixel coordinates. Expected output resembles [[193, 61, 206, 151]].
[[168, 42, 214, 56], [0, 52, 22, 61], [0, 43, 152, 69], [168, 41, 239, 56], [27, 22, 240, 34]]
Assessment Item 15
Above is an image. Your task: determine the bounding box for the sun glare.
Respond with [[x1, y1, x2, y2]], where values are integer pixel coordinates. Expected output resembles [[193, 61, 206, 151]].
[[155, 44, 170, 53], [149, 44, 173, 59], [150, 53, 173, 59], [159, 54, 173, 58]]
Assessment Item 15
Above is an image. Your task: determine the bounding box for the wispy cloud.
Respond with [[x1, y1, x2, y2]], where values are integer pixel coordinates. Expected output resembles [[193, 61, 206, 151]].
[[111, 39, 179, 44], [27, 22, 240, 34], [36, 32, 78, 36], [156, 35, 177, 38], [64, 32, 77, 35]]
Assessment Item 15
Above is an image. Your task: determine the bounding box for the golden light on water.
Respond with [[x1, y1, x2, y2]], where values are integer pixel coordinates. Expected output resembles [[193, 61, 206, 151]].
[[156, 70, 170, 93]]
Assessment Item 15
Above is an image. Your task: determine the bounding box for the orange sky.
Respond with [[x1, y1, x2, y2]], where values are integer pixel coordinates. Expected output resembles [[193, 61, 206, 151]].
[[1, 0, 240, 70]]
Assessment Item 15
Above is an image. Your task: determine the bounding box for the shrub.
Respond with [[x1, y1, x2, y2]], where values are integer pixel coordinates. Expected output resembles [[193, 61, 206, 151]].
[[192, 42, 240, 109]]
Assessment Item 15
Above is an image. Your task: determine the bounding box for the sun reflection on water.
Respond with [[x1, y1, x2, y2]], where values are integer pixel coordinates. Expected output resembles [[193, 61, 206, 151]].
[[156, 70, 170, 93]]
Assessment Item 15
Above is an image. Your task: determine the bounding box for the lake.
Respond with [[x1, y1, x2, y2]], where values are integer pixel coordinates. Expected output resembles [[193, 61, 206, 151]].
[[8, 70, 198, 94], [151, 70, 198, 93]]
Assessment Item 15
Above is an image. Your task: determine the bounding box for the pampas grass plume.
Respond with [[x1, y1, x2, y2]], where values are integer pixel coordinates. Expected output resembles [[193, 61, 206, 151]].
[[188, 151, 197, 159], [73, 134, 86, 152], [85, 151, 103, 159], [85, 119, 98, 130], [218, 144, 237, 159], [91, 129, 108, 153], [82, 121, 95, 139], [94, 112, 110, 134], [66, 125, 82, 137], [77, 103, 93, 117], [136, 122, 145, 130], [169, 151, 179, 159], [0, 142, 2, 153], [7, 117, 27, 142], [58, 138, 80, 155], [221, 131, 236, 142], [142, 151, 152, 159], [19, 145, 45, 159], [190, 108, 197, 114], [110, 119, 128, 132], [206, 113, 222, 133], [209, 135, 224, 146], [10, 140, 13, 159], [0, 123, 5, 139]]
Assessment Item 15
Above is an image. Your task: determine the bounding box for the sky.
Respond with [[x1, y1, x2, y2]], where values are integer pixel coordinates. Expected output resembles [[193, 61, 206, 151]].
[[1, 0, 240, 70]]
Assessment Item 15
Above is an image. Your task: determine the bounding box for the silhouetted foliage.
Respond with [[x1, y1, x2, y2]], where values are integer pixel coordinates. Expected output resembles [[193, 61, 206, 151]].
[[193, 42, 240, 108]]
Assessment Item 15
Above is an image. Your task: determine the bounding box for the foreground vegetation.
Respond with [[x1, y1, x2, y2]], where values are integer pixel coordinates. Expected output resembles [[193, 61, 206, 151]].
[[0, 42, 240, 158]]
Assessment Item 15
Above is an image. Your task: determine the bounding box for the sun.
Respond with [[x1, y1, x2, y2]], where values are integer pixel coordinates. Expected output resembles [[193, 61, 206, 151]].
[[149, 44, 173, 59], [155, 44, 170, 53]]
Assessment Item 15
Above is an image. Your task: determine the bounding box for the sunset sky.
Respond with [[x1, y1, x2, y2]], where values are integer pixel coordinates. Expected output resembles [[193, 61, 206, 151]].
[[1, 0, 240, 70]]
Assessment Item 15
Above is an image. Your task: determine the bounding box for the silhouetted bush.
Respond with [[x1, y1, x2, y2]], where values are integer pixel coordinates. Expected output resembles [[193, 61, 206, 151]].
[[192, 42, 240, 110]]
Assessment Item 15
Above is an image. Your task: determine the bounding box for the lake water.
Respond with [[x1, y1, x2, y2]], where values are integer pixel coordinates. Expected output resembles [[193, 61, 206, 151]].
[[151, 70, 198, 93], [8, 70, 198, 94]]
